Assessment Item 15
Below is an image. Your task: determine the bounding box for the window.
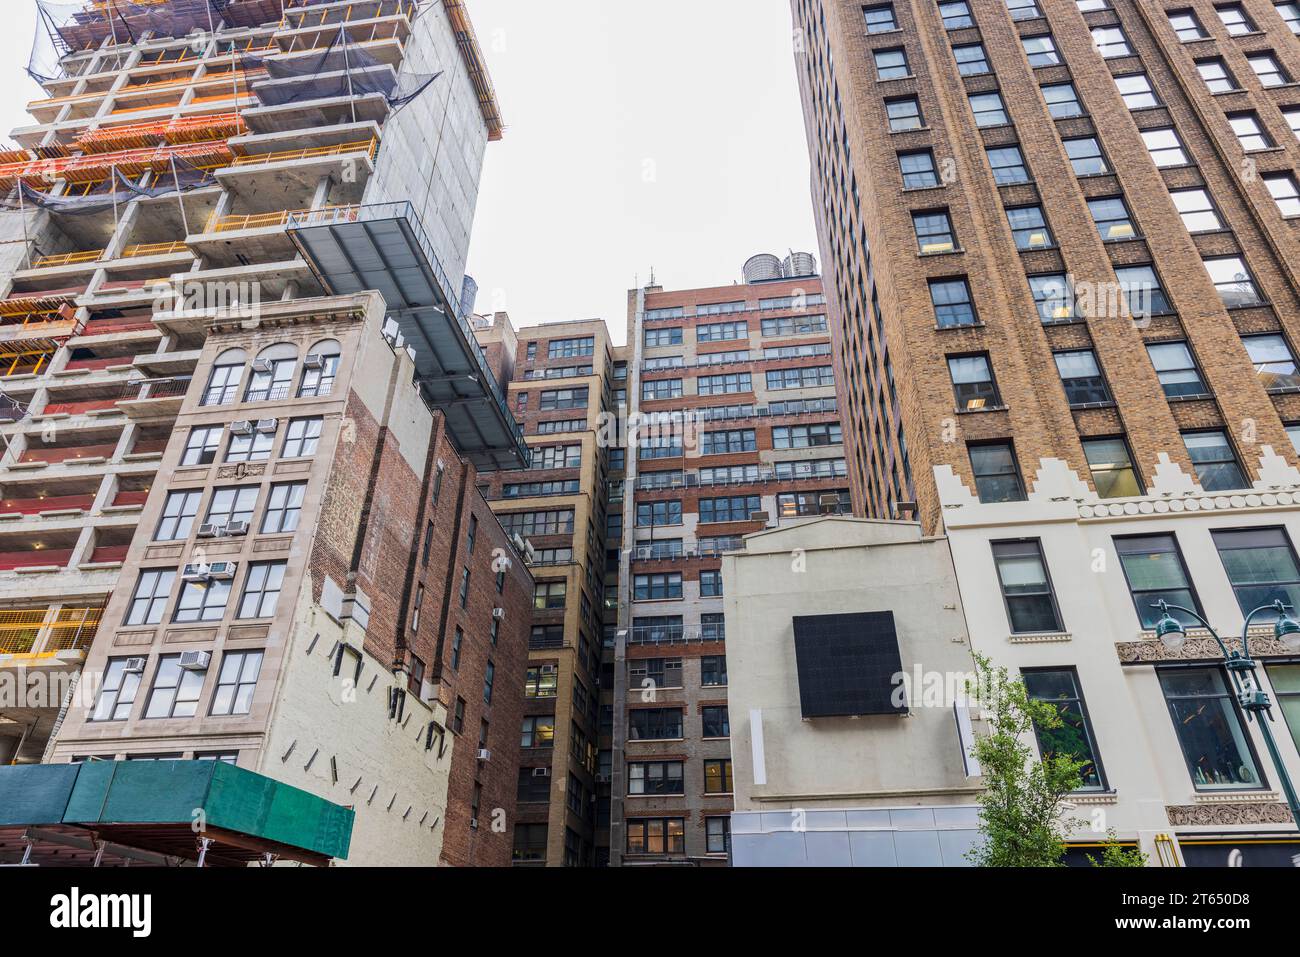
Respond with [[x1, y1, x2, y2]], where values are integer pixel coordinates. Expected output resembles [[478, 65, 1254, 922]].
[[1243, 333, 1300, 390], [1021, 35, 1059, 67], [1169, 188, 1222, 233], [204, 486, 258, 528], [626, 818, 686, 855], [1228, 112, 1273, 151], [762, 314, 829, 336], [1264, 173, 1300, 216], [155, 490, 201, 541], [1115, 72, 1159, 108], [704, 759, 733, 794], [1115, 265, 1173, 317], [484, 660, 495, 704], [1140, 127, 1188, 167], [969, 91, 1008, 126], [636, 500, 682, 527], [1006, 205, 1053, 249], [930, 277, 977, 327], [778, 490, 851, 517], [1183, 430, 1247, 490], [1160, 667, 1264, 789], [210, 650, 262, 716], [702, 705, 730, 738], [1082, 437, 1143, 497], [297, 350, 339, 398], [887, 96, 924, 131], [1041, 83, 1083, 118], [548, 337, 594, 359], [985, 146, 1029, 184], [533, 580, 566, 610], [1054, 349, 1111, 405], [699, 495, 762, 523], [1213, 527, 1300, 619], [1028, 273, 1076, 323], [1091, 26, 1131, 58], [953, 43, 990, 75], [143, 654, 205, 719], [874, 47, 909, 79], [243, 355, 295, 403], [628, 761, 684, 795], [1024, 669, 1106, 789], [1216, 3, 1256, 34], [450, 627, 463, 670], [707, 817, 731, 854], [1248, 52, 1289, 87], [525, 666, 558, 698], [633, 573, 682, 600], [238, 561, 286, 618], [702, 655, 728, 686], [645, 327, 683, 347], [1064, 137, 1108, 176], [948, 353, 1001, 411], [173, 576, 231, 623], [1077, 0, 1108, 9], [913, 209, 956, 253], [1196, 57, 1236, 93], [939, 0, 973, 28], [1168, 9, 1207, 39], [1288, 423, 1300, 455], [1088, 196, 1136, 241], [773, 423, 843, 448], [970, 442, 1025, 503], [252, 481, 303, 535], [696, 320, 748, 342], [1114, 534, 1202, 628], [528, 444, 582, 470], [1270, 664, 1300, 753], [539, 387, 588, 410], [697, 372, 751, 396], [863, 3, 897, 31], [282, 417, 322, 457], [452, 697, 465, 734], [1005, 0, 1040, 19], [766, 366, 835, 390], [520, 715, 555, 748], [126, 569, 175, 626], [499, 509, 575, 536], [225, 427, 273, 463], [203, 363, 242, 407], [459, 567, 470, 608], [1204, 256, 1263, 307], [701, 428, 757, 455], [899, 149, 938, 188], [181, 426, 222, 466], [91, 658, 143, 721], [630, 657, 684, 689], [1284, 106, 1300, 138], [1280, 1, 1300, 32], [628, 708, 683, 740], [1146, 341, 1207, 398], [991, 540, 1062, 632]]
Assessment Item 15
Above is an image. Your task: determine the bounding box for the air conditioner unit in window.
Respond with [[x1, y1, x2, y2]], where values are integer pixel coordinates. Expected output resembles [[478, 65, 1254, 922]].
[[229, 420, 254, 435], [182, 561, 236, 581], [207, 562, 236, 580], [475, 748, 491, 762], [303, 354, 325, 369], [255, 418, 278, 433], [224, 520, 250, 536], [492, 607, 506, 620], [196, 523, 221, 539], [122, 657, 146, 673], [178, 650, 211, 671], [532, 767, 551, 777], [540, 665, 557, 675], [469, 818, 479, 830], [749, 511, 770, 523], [251, 359, 273, 374]]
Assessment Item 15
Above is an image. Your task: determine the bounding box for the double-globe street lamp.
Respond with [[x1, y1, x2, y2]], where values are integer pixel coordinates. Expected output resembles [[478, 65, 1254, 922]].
[[1152, 599, 1300, 828]]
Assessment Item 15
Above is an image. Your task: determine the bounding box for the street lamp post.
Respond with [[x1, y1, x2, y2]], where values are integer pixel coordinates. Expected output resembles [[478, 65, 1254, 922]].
[[1152, 599, 1300, 828]]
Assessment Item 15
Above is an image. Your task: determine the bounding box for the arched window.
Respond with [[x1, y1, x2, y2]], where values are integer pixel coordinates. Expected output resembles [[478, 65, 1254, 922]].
[[203, 348, 247, 407], [245, 343, 298, 403], [298, 339, 341, 398]]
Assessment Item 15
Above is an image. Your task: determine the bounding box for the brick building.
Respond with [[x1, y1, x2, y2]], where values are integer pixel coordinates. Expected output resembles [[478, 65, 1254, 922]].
[[792, 0, 1300, 532], [608, 256, 849, 865]]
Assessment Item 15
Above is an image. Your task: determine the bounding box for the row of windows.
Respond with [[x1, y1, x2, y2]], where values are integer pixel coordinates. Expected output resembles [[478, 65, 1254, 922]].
[[155, 482, 305, 540], [628, 705, 730, 740], [201, 342, 339, 407], [641, 367, 836, 400], [626, 758, 733, 796], [625, 816, 731, 856], [124, 562, 287, 626], [181, 417, 321, 466], [92, 650, 263, 722]]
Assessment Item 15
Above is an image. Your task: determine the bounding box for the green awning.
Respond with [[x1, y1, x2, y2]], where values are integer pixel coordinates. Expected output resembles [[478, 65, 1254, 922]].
[[0, 761, 353, 865]]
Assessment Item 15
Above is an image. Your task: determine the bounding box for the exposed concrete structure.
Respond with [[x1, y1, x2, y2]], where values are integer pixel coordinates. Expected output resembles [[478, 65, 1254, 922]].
[[722, 517, 981, 866]]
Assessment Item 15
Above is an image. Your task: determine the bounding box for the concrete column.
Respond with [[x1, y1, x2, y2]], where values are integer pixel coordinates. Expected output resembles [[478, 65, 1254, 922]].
[[311, 174, 333, 210]]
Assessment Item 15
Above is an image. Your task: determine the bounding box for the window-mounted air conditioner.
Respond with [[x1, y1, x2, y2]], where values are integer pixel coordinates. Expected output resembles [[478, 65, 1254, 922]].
[[255, 418, 278, 433], [229, 420, 254, 436], [532, 767, 551, 778], [224, 520, 250, 536], [182, 561, 236, 581], [178, 650, 211, 672], [303, 354, 326, 370], [251, 359, 273, 374], [492, 607, 506, 621], [475, 748, 491, 762], [196, 523, 222, 539], [122, 657, 147, 673]]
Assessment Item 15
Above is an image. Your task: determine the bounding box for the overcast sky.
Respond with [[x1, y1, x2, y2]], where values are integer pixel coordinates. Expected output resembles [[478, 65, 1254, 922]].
[[0, 0, 818, 344]]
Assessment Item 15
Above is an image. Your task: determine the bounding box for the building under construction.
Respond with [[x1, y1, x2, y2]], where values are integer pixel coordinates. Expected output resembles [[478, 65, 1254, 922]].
[[0, 0, 534, 867]]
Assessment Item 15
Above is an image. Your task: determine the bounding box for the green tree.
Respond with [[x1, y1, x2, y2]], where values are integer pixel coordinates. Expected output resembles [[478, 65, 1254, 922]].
[[965, 654, 1086, 867], [1088, 831, 1149, 868]]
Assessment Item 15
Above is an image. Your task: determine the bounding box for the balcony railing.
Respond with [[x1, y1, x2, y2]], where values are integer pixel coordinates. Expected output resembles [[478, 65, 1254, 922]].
[[230, 138, 378, 167], [117, 376, 192, 400], [628, 625, 725, 646]]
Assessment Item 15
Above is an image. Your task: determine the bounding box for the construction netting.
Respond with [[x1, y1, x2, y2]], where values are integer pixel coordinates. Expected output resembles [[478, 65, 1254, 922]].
[[238, 24, 441, 110], [0, 155, 216, 215]]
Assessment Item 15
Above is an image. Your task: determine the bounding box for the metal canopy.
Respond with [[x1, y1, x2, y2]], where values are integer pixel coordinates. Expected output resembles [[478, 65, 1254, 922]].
[[287, 202, 528, 471]]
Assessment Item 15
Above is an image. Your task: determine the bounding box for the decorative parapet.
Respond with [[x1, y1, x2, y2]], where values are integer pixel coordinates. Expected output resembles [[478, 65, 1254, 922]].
[[1117, 633, 1295, 663], [1165, 801, 1293, 826]]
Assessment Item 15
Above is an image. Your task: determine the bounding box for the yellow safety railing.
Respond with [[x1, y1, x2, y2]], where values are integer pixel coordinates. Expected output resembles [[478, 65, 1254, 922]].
[[122, 241, 188, 258], [32, 241, 188, 269], [231, 138, 378, 167], [205, 204, 356, 233], [32, 249, 105, 268], [0, 610, 45, 655], [45, 607, 104, 652], [0, 606, 101, 655]]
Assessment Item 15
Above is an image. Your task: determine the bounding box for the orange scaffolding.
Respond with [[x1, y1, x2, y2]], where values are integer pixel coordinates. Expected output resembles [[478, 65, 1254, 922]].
[[74, 112, 247, 153], [0, 140, 232, 189]]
